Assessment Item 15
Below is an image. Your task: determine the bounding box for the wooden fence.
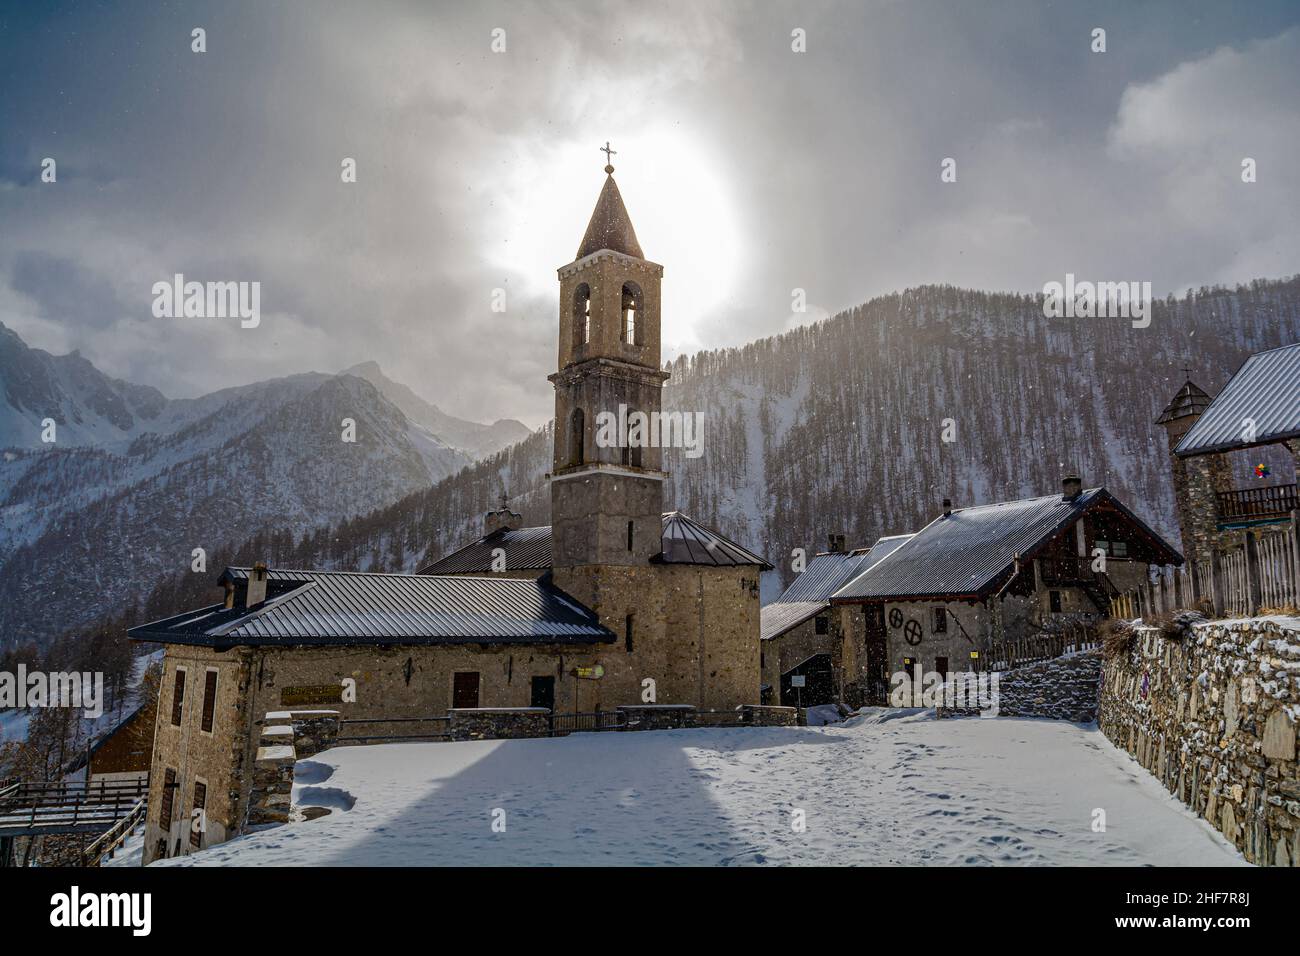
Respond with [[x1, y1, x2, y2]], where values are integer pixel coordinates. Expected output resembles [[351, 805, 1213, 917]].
[[985, 621, 1100, 671], [1111, 512, 1300, 620]]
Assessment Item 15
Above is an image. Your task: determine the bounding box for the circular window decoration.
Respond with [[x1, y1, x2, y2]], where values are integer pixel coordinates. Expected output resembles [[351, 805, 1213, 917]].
[[903, 619, 923, 646], [888, 608, 904, 629]]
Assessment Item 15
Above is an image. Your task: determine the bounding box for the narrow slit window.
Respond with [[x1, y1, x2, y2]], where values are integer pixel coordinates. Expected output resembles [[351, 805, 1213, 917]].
[[625, 614, 634, 653], [627, 520, 634, 551], [171, 669, 186, 726]]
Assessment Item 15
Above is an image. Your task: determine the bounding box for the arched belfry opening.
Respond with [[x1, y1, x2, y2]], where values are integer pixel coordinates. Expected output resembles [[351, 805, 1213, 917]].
[[569, 408, 585, 466], [574, 283, 591, 348], [621, 282, 641, 345]]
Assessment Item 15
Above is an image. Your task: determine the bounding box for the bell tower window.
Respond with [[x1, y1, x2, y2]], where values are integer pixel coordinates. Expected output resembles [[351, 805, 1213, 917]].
[[621, 282, 641, 345], [573, 283, 591, 348]]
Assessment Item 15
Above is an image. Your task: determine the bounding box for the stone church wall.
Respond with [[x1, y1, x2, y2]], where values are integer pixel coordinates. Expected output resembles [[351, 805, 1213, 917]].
[[1099, 618, 1300, 866]]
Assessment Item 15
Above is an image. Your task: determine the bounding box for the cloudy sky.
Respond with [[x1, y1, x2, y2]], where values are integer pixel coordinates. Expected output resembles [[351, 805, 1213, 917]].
[[1, 0, 1297, 427]]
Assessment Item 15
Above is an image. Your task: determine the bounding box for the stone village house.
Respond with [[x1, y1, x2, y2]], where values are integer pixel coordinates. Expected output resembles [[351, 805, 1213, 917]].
[[1156, 342, 1300, 569], [762, 479, 1183, 707], [128, 163, 772, 863]]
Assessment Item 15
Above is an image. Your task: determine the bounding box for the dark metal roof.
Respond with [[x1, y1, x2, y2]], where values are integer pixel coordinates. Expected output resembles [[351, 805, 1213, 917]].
[[418, 525, 552, 575], [657, 511, 772, 569], [1175, 343, 1300, 456], [760, 602, 826, 641], [761, 535, 916, 640], [833, 488, 1180, 601], [129, 568, 615, 648], [420, 511, 772, 574], [775, 551, 872, 603], [1155, 379, 1212, 424]]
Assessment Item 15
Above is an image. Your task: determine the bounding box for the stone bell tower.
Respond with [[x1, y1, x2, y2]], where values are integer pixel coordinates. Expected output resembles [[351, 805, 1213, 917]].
[[549, 149, 669, 569]]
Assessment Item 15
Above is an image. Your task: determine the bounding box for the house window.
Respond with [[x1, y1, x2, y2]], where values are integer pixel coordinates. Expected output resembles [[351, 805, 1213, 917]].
[[935, 656, 949, 677], [933, 607, 947, 633], [627, 520, 634, 552], [170, 669, 186, 726], [190, 781, 207, 849], [814, 616, 829, 635], [625, 614, 634, 653], [1049, 590, 1062, 613], [1095, 539, 1128, 558], [200, 669, 218, 733], [159, 767, 177, 834]]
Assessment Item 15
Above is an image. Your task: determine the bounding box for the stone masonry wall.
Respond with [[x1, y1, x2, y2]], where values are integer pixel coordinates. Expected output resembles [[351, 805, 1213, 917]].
[[448, 707, 550, 741], [995, 653, 1102, 722], [1099, 617, 1300, 866]]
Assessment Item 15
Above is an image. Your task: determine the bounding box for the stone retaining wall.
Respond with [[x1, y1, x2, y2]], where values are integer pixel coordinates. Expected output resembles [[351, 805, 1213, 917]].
[[448, 707, 550, 741], [740, 704, 799, 727], [1098, 617, 1300, 866], [617, 704, 697, 731], [995, 653, 1102, 722], [247, 741, 294, 827]]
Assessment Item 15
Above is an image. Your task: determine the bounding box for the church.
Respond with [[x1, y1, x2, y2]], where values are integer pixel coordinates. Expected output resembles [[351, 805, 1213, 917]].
[[128, 158, 771, 862]]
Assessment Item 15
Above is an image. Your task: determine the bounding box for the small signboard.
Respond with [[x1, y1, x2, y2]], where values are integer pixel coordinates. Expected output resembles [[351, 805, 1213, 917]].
[[969, 651, 980, 659], [572, 664, 605, 680], [791, 675, 806, 688], [280, 685, 340, 706]]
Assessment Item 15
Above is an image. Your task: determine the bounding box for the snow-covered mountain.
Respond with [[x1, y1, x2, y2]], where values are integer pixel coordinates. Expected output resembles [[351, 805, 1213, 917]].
[[134, 278, 1299, 617], [339, 361, 529, 460], [0, 326, 534, 644], [8, 278, 1300, 647]]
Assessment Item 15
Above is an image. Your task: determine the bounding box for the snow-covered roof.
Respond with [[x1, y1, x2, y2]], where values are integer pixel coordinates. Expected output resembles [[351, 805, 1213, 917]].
[[834, 488, 1180, 601]]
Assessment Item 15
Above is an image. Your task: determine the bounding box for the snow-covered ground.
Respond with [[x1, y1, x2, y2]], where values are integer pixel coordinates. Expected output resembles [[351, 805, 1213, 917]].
[[159, 710, 1245, 867]]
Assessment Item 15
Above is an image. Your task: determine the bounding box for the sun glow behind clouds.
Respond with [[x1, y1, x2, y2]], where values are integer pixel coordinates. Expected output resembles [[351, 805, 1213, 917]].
[[492, 127, 743, 357]]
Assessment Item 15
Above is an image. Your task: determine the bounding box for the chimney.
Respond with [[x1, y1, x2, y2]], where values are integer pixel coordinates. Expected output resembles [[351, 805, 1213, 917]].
[[246, 562, 269, 608], [827, 533, 847, 554], [1062, 475, 1082, 501], [484, 492, 523, 536], [942, 497, 952, 517]]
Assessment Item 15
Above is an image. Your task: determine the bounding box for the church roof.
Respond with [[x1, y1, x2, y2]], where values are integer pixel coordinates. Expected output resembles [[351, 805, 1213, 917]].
[[576, 173, 644, 260], [419, 511, 772, 575], [1174, 342, 1300, 456], [1155, 379, 1212, 424], [127, 568, 615, 648]]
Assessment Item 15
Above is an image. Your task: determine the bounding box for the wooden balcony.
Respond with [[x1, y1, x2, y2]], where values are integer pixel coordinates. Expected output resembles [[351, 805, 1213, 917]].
[[1216, 483, 1298, 527]]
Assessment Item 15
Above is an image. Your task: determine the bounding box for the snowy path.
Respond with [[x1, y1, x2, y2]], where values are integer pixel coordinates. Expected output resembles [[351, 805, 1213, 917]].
[[162, 711, 1245, 866]]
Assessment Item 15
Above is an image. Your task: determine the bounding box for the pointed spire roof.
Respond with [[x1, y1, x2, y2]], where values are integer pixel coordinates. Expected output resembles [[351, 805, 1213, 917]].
[[1156, 379, 1212, 424], [576, 172, 644, 260]]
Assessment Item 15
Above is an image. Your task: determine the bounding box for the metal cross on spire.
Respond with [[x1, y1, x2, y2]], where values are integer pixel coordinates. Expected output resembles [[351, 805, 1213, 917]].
[[600, 141, 616, 173]]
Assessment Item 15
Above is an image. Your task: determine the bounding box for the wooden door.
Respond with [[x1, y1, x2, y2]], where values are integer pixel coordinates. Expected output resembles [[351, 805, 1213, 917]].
[[864, 604, 888, 705], [452, 672, 480, 709], [530, 676, 555, 711]]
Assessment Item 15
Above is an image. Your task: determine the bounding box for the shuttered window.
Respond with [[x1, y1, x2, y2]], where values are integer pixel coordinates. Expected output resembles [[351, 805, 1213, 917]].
[[190, 781, 207, 849], [159, 767, 177, 839], [200, 670, 218, 733], [170, 669, 186, 726]]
